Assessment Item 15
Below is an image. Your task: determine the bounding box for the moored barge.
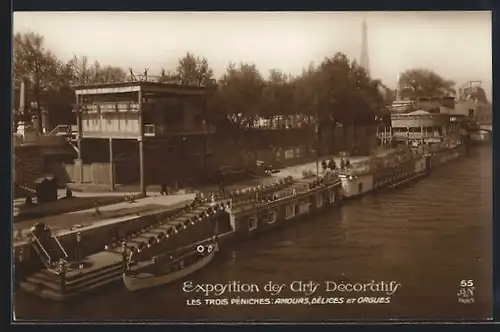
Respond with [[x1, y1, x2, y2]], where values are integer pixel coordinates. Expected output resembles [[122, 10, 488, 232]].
[[216, 172, 343, 246], [339, 142, 465, 199], [123, 239, 219, 292], [16, 173, 343, 301]]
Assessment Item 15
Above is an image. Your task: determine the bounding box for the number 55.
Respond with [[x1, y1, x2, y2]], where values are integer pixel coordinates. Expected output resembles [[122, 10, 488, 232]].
[[461, 280, 474, 287]]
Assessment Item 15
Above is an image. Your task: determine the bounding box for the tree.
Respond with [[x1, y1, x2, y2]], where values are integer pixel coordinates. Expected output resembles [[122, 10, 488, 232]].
[[296, 53, 385, 154], [262, 69, 296, 127], [176, 52, 215, 86], [399, 68, 455, 98], [157, 68, 179, 83], [292, 62, 319, 119], [67, 56, 126, 85], [215, 62, 265, 130], [66, 55, 91, 86], [13, 32, 61, 133], [97, 65, 127, 83]]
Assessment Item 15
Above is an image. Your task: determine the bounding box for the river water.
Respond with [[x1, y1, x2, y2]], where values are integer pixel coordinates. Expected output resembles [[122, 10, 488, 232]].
[[14, 147, 493, 322]]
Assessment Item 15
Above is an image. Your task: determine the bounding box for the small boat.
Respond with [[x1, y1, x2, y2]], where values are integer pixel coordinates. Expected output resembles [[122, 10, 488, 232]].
[[123, 240, 219, 291]]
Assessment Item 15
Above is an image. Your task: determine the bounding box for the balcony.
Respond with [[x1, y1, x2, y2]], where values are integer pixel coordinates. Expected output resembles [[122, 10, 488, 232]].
[[393, 131, 443, 141], [14, 133, 69, 148], [143, 123, 216, 137]]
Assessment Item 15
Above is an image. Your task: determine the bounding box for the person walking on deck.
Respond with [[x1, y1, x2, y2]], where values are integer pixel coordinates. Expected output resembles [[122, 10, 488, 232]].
[[345, 159, 351, 169]]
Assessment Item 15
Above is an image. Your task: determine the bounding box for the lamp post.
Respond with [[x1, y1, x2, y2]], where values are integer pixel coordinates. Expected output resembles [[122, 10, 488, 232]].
[[121, 241, 128, 273]]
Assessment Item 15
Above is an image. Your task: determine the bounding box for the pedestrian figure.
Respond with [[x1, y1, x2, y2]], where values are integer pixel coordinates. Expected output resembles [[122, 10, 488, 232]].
[[217, 168, 225, 193], [160, 183, 168, 196], [328, 159, 337, 171], [93, 200, 101, 217], [15, 229, 23, 241], [75, 231, 82, 262], [345, 159, 351, 169], [66, 187, 73, 199], [321, 160, 328, 172]]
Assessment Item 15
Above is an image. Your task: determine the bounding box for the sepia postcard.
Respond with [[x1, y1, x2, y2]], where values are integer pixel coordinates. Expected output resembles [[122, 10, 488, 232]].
[[11, 11, 493, 322]]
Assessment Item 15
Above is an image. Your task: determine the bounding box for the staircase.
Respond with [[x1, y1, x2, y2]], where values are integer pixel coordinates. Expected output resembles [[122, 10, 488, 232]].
[[30, 227, 69, 269], [19, 199, 232, 301], [47, 125, 78, 140], [20, 258, 124, 302]]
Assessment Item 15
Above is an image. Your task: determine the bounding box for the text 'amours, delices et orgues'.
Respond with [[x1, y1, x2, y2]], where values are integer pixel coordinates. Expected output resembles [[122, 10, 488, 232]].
[[183, 280, 402, 306]]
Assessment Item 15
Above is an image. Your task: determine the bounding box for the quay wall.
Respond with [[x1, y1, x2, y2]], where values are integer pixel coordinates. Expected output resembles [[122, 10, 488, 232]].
[[332, 125, 378, 155], [39, 125, 378, 187], [49, 162, 109, 184]]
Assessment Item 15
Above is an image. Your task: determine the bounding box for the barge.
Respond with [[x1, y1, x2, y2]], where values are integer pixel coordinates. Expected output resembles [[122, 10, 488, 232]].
[[15, 142, 466, 301], [123, 240, 219, 292], [217, 172, 343, 246], [339, 142, 465, 199], [16, 173, 343, 301]]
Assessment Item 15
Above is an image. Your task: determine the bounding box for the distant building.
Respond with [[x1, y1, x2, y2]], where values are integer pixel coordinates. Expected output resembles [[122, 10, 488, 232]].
[[391, 110, 465, 144], [455, 82, 492, 124]]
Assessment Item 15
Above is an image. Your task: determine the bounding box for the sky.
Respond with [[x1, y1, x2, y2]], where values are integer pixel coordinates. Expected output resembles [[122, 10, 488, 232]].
[[13, 11, 492, 99]]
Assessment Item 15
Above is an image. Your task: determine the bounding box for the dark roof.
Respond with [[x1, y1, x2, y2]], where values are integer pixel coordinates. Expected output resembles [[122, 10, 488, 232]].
[[72, 80, 208, 92]]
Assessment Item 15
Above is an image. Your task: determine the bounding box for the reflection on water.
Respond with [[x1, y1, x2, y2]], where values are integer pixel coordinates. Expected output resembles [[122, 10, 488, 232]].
[[14, 147, 493, 321]]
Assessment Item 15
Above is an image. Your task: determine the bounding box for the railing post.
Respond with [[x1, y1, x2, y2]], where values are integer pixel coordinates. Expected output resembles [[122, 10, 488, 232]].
[[76, 231, 82, 261], [58, 258, 67, 295], [18, 247, 24, 263], [121, 241, 128, 273]]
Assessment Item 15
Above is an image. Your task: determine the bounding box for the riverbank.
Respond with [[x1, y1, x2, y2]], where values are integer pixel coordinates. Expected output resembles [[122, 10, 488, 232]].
[[13, 193, 197, 245], [14, 145, 466, 302], [14, 146, 492, 319]]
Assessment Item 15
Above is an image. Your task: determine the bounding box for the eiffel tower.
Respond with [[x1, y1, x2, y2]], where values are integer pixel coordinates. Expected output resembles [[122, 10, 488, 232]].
[[360, 19, 370, 77]]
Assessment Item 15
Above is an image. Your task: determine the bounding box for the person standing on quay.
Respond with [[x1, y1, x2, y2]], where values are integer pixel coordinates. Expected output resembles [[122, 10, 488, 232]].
[[218, 169, 225, 193], [160, 183, 169, 195]]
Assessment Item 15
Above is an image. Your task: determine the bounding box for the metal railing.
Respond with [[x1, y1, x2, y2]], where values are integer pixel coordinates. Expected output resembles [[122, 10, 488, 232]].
[[29, 227, 68, 270], [47, 125, 70, 136], [143, 123, 216, 137], [30, 233, 52, 269], [52, 232, 69, 259]]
